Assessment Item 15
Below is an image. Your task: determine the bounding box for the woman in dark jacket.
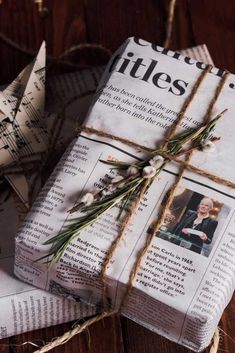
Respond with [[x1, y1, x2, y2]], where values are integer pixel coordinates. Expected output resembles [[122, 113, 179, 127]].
[[173, 197, 218, 254]]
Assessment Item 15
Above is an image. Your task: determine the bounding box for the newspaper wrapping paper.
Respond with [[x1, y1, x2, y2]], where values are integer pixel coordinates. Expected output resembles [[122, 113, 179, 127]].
[[0, 192, 98, 339], [14, 38, 235, 352]]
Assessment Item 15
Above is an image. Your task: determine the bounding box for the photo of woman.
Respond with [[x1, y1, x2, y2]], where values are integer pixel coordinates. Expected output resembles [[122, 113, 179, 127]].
[[173, 198, 218, 254], [157, 188, 231, 257]]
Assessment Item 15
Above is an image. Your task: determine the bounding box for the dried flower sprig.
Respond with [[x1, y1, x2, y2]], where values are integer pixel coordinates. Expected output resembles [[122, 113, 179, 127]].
[[42, 110, 226, 265]]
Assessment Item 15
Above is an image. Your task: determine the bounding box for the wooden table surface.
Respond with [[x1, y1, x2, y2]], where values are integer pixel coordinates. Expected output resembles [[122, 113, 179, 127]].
[[0, 1, 235, 352]]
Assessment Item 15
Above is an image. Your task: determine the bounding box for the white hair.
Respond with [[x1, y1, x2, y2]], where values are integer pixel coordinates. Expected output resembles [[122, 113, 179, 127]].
[[200, 197, 214, 210]]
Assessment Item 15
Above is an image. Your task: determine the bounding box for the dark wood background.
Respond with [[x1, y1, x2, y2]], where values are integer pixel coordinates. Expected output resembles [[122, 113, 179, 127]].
[[0, 0, 234, 352]]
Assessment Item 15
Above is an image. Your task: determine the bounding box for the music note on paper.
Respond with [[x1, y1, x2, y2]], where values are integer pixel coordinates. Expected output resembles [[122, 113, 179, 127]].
[[0, 41, 48, 205]]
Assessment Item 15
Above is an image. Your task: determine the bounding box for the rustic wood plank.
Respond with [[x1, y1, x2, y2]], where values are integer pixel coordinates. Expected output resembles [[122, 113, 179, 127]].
[[0, 338, 10, 353], [44, 0, 87, 56], [170, 0, 196, 50], [188, 0, 235, 73], [121, 316, 190, 353], [219, 299, 235, 353], [2, 315, 123, 353], [0, 0, 44, 84], [81, 0, 169, 51]]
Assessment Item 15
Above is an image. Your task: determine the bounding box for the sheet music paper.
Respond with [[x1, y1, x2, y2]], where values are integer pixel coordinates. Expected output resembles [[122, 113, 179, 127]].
[[0, 42, 48, 207]]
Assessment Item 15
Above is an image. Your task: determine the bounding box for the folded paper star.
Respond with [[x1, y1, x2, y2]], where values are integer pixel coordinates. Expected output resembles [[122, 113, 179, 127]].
[[0, 42, 48, 207]]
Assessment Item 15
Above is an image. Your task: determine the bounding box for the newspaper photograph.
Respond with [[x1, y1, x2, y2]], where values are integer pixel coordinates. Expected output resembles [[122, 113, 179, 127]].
[[159, 187, 230, 257]]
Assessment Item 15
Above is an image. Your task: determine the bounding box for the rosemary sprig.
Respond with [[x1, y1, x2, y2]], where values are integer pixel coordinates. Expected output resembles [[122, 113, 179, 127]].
[[42, 111, 226, 264]]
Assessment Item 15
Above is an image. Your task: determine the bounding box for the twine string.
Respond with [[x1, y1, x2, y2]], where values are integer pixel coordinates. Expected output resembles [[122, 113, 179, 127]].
[[163, 65, 212, 141], [101, 178, 150, 291], [210, 328, 220, 353], [34, 0, 44, 14], [164, 0, 177, 48], [33, 311, 114, 353], [118, 71, 229, 353], [118, 65, 218, 307], [79, 114, 234, 189]]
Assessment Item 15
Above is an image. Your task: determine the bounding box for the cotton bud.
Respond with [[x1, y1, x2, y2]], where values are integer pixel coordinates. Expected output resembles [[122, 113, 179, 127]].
[[149, 155, 164, 169], [80, 192, 94, 206], [111, 175, 124, 184], [201, 140, 216, 153], [142, 166, 156, 178], [127, 165, 139, 176], [101, 188, 110, 196]]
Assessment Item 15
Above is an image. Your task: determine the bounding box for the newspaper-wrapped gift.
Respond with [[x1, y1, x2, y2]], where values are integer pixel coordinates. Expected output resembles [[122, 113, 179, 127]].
[[14, 38, 235, 352]]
